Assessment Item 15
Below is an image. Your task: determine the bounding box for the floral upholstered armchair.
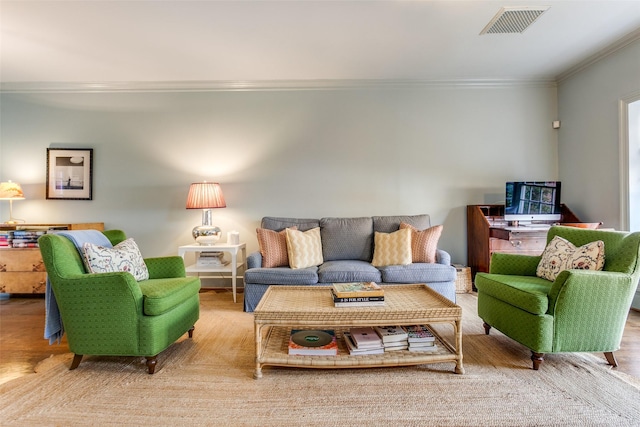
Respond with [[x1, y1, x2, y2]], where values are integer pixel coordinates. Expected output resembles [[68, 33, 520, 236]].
[[475, 226, 640, 370]]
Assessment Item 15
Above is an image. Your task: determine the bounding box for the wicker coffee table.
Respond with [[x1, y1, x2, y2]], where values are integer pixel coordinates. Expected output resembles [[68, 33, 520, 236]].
[[253, 284, 464, 379]]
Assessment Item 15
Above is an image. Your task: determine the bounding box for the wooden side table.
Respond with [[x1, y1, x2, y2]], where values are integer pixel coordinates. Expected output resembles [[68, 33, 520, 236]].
[[178, 243, 247, 303]]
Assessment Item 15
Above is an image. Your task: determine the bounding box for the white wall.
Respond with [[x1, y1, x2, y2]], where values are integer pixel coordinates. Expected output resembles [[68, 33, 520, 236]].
[[557, 39, 640, 228], [558, 38, 640, 309], [0, 83, 559, 267]]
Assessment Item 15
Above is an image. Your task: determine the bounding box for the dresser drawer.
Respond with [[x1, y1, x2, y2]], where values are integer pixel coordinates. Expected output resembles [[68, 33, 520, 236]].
[[489, 237, 546, 255], [0, 249, 45, 272], [0, 272, 47, 293]]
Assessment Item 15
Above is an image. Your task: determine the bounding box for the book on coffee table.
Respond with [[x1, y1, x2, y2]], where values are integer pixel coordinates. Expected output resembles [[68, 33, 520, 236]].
[[332, 282, 384, 298], [288, 330, 338, 356], [349, 327, 384, 349], [343, 332, 385, 356]]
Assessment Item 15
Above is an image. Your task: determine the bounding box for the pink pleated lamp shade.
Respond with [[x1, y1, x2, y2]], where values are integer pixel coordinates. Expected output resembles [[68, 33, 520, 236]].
[[185, 182, 226, 209]]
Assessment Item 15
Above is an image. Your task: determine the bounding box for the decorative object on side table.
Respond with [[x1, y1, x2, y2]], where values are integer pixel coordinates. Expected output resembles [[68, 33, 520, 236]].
[[186, 181, 226, 245], [0, 180, 25, 224], [46, 148, 93, 200]]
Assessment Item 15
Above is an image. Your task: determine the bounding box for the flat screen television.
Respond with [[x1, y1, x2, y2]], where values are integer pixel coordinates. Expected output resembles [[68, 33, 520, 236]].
[[504, 181, 562, 223]]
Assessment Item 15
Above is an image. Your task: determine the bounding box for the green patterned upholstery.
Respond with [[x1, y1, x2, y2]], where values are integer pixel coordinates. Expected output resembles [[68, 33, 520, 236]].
[[38, 230, 200, 374], [476, 226, 640, 369]]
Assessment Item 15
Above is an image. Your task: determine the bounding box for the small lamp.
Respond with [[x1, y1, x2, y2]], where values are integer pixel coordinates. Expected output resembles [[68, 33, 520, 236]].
[[0, 180, 25, 224], [186, 182, 226, 245]]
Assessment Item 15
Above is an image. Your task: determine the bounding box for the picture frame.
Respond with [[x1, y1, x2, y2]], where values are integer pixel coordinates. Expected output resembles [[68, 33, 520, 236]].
[[46, 148, 93, 200]]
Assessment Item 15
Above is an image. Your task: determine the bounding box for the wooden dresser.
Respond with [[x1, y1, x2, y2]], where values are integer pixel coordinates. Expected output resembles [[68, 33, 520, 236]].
[[467, 205, 580, 282], [0, 223, 104, 294]]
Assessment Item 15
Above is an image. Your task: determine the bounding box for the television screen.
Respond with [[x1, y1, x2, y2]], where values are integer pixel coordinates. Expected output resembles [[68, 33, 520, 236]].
[[505, 181, 562, 222]]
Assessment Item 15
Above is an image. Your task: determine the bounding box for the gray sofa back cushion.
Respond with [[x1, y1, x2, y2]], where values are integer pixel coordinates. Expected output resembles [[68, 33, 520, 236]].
[[373, 214, 431, 233], [320, 217, 373, 261], [261, 217, 319, 232]]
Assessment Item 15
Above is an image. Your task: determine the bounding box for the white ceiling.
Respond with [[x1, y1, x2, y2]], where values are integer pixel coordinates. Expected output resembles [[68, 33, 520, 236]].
[[1, 0, 640, 88]]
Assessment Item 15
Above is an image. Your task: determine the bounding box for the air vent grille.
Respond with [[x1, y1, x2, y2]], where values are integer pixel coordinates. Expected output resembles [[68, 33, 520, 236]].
[[480, 6, 550, 34]]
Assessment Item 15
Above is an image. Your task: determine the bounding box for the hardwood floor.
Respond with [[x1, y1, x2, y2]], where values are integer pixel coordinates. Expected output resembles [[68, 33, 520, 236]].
[[1, 293, 640, 385]]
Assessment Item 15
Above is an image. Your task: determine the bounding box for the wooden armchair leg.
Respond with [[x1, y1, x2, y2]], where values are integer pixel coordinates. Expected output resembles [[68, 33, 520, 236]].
[[604, 352, 618, 367], [188, 326, 195, 338], [531, 352, 544, 370], [70, 354, 83, 370], [483, 322, 491, 335], [146, 355, 158, 374]]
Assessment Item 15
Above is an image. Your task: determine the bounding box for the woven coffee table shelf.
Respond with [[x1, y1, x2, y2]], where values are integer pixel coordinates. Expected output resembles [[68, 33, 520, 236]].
[[253, 284, 464, 378]]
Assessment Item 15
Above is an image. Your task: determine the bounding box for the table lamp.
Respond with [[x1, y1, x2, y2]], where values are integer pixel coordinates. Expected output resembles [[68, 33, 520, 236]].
[[0, 180, 25, 224], [186, 182, 226, 245]]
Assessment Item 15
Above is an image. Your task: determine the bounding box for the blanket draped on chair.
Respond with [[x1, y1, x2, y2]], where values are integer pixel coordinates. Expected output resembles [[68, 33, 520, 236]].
[[44, 230, 112, 344]]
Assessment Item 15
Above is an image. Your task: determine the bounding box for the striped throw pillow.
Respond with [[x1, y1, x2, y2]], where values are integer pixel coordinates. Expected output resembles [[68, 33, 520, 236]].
[[371, 228, 412, 267], [256, 226, 297, 268], [285, 227, 324, 269], [400, 222, 443, 263]]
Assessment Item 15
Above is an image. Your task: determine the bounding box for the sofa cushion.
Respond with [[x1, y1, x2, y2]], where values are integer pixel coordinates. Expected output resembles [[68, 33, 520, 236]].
[[261, 216, 319, 232], [318, 260, 382, 283], [256, 226, 297, 268], [244, 266, 319, 285], [536, 235, 605, 282], [137, 276, 201, 316], [82, 238, 149, 281], [320, 217, 373, 262], [379, 262, 457, 283], [371, 228, 412, 267], [400, 223, 443, 263], [474, 273, 553, 315], [286, 227, 324, 269], [373, 214, 431, 233]]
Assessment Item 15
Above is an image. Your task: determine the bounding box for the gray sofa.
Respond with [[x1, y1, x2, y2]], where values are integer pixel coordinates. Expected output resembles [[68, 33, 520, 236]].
[[243, 215, 457, 312]]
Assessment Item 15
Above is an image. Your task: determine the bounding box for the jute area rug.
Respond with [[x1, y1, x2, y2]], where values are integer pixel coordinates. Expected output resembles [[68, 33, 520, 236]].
[[1, 291, 639, 427]]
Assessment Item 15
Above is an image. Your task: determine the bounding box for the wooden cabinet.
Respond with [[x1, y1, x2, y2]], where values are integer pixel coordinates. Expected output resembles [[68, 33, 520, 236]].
[[0, 223, 104, 294], [467, 205, 580, 281]]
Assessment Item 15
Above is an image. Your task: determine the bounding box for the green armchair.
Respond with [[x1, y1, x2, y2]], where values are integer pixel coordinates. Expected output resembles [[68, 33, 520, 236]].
[[38, 230, 200, 374], [475, 226, 640, 370]]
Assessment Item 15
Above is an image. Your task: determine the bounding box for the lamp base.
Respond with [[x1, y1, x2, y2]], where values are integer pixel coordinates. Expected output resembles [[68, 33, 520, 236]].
[[192, 225, 221, 246]]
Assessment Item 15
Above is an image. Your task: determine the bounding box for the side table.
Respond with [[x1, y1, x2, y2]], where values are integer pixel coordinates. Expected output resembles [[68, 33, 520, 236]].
[[178, 243, 247, 303]]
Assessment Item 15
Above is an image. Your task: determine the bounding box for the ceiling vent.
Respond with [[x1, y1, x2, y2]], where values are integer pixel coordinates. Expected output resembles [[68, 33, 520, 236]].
[[480, 6, 550, 35]]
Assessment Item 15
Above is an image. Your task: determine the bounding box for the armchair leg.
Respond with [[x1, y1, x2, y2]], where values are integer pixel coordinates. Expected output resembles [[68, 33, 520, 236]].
[[70, 354, 83, 370], [531, 352, 544, 370], [604, 352, 618, 367], [483, 322, 491, 335], [188, 326, 195, 338], [146, 356, 158, 374]]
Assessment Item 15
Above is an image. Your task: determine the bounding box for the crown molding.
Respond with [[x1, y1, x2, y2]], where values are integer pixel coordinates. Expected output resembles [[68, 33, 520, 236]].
[[0, 78, 556, 94], [557, 28, 640, 83]]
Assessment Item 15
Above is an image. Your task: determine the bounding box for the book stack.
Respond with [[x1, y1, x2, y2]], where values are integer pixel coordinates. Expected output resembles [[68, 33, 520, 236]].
[[9, 230, 45, 248], [405, 325, 438, 353], [331, 282, 385, 307], [0, 231, 10, 248], [197, 251, 229, 267], [288, 329, 338, 356], [345, 326, 384, 355], [374, 325, 409, 351]]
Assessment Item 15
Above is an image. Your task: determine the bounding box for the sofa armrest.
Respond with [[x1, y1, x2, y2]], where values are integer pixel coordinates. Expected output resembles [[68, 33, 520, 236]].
[[247, 251, 262, 269], [435, 249, 451, 265], [488, 253, 541, 276], [144, 256, 187, 279]]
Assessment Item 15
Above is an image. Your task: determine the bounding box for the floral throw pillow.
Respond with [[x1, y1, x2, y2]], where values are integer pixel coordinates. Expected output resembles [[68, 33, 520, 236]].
[[82, 238, 149, 281], [536, 235, 605, 282]]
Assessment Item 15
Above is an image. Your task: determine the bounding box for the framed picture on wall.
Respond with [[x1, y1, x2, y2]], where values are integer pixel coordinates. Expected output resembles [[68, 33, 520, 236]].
[[46, 148, 93, 200]]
